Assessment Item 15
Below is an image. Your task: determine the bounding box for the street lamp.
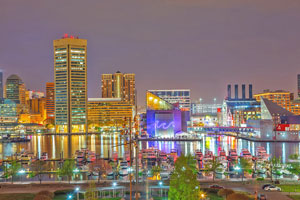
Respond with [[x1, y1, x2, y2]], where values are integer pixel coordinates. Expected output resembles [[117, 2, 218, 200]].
[[201, 193, 206, 200], [158, 181, 163, 186], [18, 169, 26, 183], [67, 194, 73, 199], [112, 182, 117, 187], [75, 187, 80, 199]]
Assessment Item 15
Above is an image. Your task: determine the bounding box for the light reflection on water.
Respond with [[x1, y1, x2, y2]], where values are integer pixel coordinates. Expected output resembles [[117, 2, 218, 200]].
[[0, 135, 299, 163]]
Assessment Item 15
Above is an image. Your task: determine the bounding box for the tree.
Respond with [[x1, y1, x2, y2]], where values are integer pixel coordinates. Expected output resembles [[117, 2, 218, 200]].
[[267, 156, 282, 182], [218, 189, 234, 198], [85, 181, 98, 200], [289, 154, 299, 160], [58, 159, 75, 184], [169, 155, 201, 200], [239, 158, 252, 182], [287, 162, 300, 179], [30, 160, 49, 184], [204, 157, 222, 182], [4, 160, 21, 183]]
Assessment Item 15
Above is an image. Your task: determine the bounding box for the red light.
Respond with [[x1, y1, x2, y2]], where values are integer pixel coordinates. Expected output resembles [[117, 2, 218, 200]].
[[64, 33, 68, 38], [217, 108, 221, 113]]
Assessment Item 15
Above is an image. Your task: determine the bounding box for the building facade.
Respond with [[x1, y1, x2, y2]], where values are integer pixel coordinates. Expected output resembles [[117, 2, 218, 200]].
[[147, 89, 191, 111], [0, 99, 17, 123], [254, 90, 293, 111], [46, 82, 55, 119], [101, 71, 136, 106], [54, 35, 87, 133], [254, 90, 300, 115], [5, 74, 25, 104], [87, 98, 134, 132]]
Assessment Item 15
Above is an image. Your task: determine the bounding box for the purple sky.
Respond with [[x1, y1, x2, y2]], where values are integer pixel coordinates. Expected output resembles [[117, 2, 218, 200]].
[[1, 0, 300, 105]]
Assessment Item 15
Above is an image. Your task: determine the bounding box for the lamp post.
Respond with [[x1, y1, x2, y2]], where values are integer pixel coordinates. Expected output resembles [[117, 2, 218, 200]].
[[75, 187, 80, 200], [112, 182, 117, 197], [234, 165, 241, 180], [200, 193, 206, 200], [18, 169, 26, 183]]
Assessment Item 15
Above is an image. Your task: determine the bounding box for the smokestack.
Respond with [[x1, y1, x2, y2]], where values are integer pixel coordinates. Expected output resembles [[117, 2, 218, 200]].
[[234, 84, 238, 100], [227, 84, 231, 100], [242, 84, 246, 100], [249, 84, 253, 99]]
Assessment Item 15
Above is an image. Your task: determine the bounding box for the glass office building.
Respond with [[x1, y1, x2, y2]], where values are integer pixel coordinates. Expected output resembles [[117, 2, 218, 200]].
[[54, 35, 87, 133]]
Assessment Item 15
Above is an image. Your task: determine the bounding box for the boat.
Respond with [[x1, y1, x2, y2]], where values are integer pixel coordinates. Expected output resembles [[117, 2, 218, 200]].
[[218, 150, 227, 162], [203, 151, 213, 161], [241, 149, 252, 160], [195, 149, 203, 161], [229, 149, 238, 161], [87, 151, 96, 162], [256, 146, 269, 160], [40, 152, 48, 160], [76, 151, 85, 163]]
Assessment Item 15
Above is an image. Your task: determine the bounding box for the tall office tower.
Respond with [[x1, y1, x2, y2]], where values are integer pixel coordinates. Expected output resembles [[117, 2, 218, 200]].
[[298, 74, 300, 98], [0, 71, 3, 99], [53, 35, 87, 133], [101, 71, 136, 105], [5, 74, 25, 104], [46, 82, 55, 119]]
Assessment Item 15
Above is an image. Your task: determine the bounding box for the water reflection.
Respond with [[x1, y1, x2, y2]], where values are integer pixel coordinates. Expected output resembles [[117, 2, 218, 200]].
[[0, 135, 300, 163]]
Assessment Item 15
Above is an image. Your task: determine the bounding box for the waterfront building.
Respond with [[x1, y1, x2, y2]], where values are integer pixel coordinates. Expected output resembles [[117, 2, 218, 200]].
[[54, 35, 87, 133], [146, 91, 187, 138], [254, 90, 300, 115], [222, 84, 260, 127], [46, 82, 55, 119], [148, 89, 191, 111], [254, 90, 293, 111], [0, 98, 17, 123], [5, 74, 25, 104], [250, 98, 299, 140], [191, 101, 222, 127], [87, 98, 134, 132], [0, 71, 3, 99], [101, 71, 136, 106]]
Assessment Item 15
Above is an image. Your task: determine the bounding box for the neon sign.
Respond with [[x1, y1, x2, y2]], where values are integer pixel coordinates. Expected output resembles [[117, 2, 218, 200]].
[[155, 120, 175, 130]]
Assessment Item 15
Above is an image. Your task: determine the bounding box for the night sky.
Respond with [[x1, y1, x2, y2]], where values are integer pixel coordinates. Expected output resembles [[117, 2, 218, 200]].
[[1, 0, 300, 105]]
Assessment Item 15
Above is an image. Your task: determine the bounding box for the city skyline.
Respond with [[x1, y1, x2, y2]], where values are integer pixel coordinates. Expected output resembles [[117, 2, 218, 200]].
[[1, 0, 300, 104]]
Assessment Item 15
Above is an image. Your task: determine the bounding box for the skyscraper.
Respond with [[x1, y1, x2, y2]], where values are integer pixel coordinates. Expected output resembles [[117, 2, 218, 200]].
[[46, 82, 55, 119], [5, 74, 25, 104], [101, 71, 136, 105], [53, 35, 87, 133], [0, 70, 3, 99]]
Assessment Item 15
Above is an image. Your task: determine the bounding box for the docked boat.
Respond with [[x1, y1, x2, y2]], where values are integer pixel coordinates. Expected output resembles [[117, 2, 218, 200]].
[[256, 146, 269, 161], [241, 149, 252, 160], [229, 149, 238, 161], [40, 152, 48, 160], [203, 151, 213, 162], [218, 150, 227, 162], [195, 149, 203, 161]]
